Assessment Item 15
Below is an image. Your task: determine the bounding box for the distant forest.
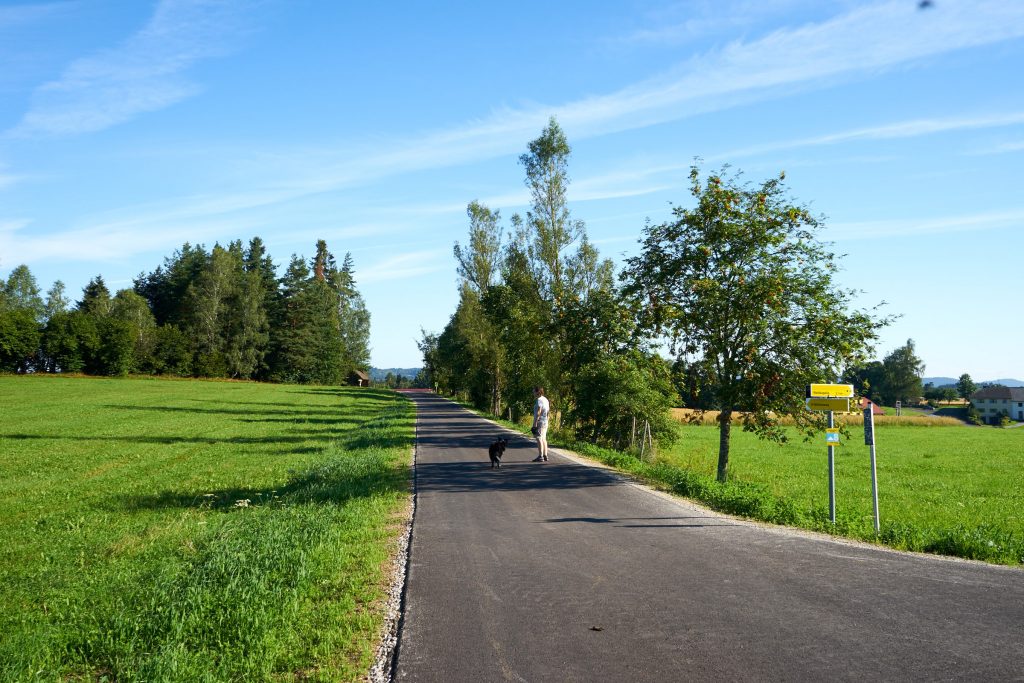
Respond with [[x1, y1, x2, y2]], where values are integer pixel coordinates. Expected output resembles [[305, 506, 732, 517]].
[[0, 238, 370, 384]]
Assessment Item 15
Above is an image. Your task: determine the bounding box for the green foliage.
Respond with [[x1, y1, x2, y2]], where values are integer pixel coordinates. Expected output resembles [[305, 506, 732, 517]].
[[570, 351, 678, 449], [957, 373, 977, 401], [91, 317, 135, 376], [882, 338, 925, 404], [149, 324, 193, 376], [0, 308, 41, 372], [0, 376, 413, 681], [623, 165, 892, 482], [2, 236, 370, 385], [78, 275, 113, 316], [2, 264, 45, 321], [42, 311, 88, 373], [427, 119, 635, 432], [44, 280, 70, 321]]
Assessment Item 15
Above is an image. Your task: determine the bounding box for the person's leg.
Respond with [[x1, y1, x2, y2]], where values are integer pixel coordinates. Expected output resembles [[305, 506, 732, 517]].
[[538, 423, 548, 460]]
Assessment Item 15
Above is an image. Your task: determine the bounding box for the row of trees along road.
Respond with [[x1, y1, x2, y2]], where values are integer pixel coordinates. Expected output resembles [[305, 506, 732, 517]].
[[0, 238, 370, 384], [421, 118, 892, 482]]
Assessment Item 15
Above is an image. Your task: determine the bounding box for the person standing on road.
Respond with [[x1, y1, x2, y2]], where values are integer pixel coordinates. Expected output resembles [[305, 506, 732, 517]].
[[531, 386, 550, 462]]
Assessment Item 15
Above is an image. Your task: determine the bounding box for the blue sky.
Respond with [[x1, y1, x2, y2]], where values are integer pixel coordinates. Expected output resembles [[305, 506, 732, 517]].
[[1, 0, 1022, 380]]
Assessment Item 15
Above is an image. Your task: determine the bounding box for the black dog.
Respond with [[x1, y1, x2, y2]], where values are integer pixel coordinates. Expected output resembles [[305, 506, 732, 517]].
[[488, 438, 508, 469]]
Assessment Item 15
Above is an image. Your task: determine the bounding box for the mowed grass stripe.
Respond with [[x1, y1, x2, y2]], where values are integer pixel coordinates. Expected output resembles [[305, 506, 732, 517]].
[[0, 376, 413, 682]]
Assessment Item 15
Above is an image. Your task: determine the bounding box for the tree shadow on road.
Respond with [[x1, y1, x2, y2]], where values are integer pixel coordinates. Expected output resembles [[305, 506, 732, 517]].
[[541, 515, 738, 528], [416, 460, 624, 493]]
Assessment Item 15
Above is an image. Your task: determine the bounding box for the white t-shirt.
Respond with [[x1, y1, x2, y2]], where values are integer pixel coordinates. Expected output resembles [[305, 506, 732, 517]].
[[534, 395, 550, 426]]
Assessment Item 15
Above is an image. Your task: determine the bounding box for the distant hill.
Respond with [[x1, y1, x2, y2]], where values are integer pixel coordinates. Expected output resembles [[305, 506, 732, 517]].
[[923, 376, 1024, 388], [370, 367, 421, 382]]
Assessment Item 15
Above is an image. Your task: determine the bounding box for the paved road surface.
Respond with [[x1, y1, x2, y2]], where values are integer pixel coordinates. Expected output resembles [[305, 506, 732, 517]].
[[394, 392, 1024, 681]]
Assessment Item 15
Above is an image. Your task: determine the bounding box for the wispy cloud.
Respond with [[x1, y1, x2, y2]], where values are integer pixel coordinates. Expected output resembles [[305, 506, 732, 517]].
[[358, 249, 450, 284], [8, 0, 252, 137], [8, 1, 1024, 266], [615, 0, 832, 47], [0, 2, 68, 29], [828, 208, 1024, 240], [0, 162, 22, 189], [714, 112, 1024, 162], [968, 140, 1024, 156]]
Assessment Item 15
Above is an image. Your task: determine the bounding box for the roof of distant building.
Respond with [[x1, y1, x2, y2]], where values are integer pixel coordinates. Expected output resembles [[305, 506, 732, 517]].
[[971, 386, 1024, 401]]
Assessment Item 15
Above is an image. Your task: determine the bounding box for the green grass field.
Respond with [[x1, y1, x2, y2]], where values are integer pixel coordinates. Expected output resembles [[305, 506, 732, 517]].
[[555, 420, 1023, 566], [0, 376, 413, 682], [662, 424, 1023, 538]]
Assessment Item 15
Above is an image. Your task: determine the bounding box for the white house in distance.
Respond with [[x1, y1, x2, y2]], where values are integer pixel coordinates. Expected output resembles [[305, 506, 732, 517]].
[[970, 386, 1024, 424]]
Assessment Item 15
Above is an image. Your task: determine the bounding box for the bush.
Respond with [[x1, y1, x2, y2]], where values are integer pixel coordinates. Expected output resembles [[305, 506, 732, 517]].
[[569, 351, 677, 450]]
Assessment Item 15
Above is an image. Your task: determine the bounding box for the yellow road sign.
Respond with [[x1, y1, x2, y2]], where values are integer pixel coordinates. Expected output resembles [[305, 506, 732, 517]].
[[807, 383, 854, 398], [806, 397, 851, 412], [825, 428, 840, 444]]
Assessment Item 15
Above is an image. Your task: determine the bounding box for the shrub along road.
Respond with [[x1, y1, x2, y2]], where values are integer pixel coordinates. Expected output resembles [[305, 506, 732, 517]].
[[393, 392, 1023, 681]]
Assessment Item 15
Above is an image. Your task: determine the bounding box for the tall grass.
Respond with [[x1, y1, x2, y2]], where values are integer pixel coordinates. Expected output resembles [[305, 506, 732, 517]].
[[0, 376, 413, 682]]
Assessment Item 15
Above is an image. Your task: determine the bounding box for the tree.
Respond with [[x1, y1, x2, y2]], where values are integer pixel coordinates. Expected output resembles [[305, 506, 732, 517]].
[[454, 201, 503, 294], [41, 311, 98, 373], [0, 308, 41, 372], [2, 265, 45, 321], [571, 350, 677, 449], [134, 243, 208, 327], [452, 202, 506, 413], [334, 253, 371, 375], [520, 117, 587, 305], [110, 289, 157, 373], [957, 373, 977, 402], [78, 276, 113, 317], [186, 245, 237, 376], [515, 117, 614, 416], [623, 165, 891, 482], [844, 360, 886, 404], [882, 339, 925, 405], [44, 281, 70, 321]]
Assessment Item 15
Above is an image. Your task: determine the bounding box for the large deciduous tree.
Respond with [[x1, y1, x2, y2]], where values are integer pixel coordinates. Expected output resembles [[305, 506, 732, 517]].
[[623, 165, 890, 482], [881, 339, 925, 404]]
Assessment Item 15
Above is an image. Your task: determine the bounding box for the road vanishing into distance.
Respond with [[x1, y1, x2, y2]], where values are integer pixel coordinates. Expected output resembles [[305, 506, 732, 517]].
[[393, 392, 1024, 682]]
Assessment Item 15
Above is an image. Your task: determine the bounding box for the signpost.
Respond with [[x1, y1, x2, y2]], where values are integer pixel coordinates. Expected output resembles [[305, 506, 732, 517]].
[[806, 384, 854, 524], [864, 406, 880, 532], [807, 384, 855, 398], [806, 397, 851, 412]]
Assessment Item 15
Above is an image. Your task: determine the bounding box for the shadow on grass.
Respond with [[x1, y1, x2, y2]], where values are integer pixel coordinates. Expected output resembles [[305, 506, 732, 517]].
[[103, 404, 383, 419], [292, 387, 399, 402], [3, 433, 339, 449], [115, 450, 409, 513]]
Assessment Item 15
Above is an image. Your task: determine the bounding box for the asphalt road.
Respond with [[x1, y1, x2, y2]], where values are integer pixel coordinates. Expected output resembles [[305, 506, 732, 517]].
[[393, 392, 1024, 682]]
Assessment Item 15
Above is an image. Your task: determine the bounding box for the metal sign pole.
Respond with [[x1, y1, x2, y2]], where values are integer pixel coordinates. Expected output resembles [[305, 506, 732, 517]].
[[828, 410, 836, 524], [864, 407, 880, 533]]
